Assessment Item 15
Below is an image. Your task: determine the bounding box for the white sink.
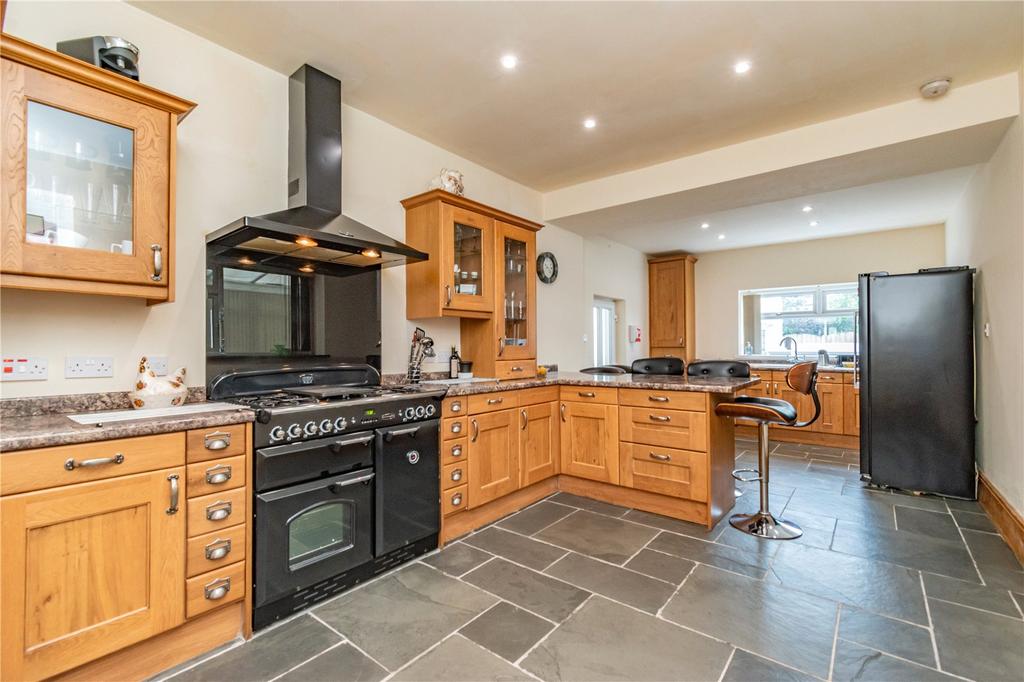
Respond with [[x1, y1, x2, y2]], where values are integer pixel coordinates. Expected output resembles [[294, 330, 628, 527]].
[[68, 402, 245, 425]]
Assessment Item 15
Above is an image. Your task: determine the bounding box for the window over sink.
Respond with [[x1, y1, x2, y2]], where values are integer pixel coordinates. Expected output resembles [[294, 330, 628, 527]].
[[739, 283, 858, 357]]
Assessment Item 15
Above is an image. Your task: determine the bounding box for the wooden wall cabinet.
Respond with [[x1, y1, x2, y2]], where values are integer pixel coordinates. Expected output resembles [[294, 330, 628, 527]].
[[648, 254, 697, 361], [559, 401, 620, 484], [0, 34, 195, 303]]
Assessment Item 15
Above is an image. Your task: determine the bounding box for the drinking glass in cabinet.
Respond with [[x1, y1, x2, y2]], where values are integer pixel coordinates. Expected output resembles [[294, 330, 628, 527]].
[[504, 236, 528, 347], [25, 101, 134, 254], [453, 222, 482, 295]]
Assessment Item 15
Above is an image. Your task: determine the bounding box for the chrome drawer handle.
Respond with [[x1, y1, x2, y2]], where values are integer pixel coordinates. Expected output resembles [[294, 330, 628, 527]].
[[451, 401, 462, 413], [451, 468, 463, 482], [204, 577, 231, 601], [204, 431, 231, 450], [649, 452, 672, 462], [451, 492, 463, 507], [205, 464, 232, 485], [487, 397, 503, 405], [578, 391, 596, 398], [206, 501, 233, 521], [648, 415, 671, 422], [150, 244, 163, 281], [511, 366, 524, 372], [648, 396, 669, 403], [205, 538, 232, 561], [451, 444, 463, 458], [166, 474, 179, 514], [451, 421, 462, 434], [65, 453, 124, 470]]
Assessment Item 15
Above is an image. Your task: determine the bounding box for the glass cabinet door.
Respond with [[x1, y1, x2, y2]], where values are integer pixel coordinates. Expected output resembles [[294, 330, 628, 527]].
[[443, 205, 493, 312], [497, 221, 536, 359]]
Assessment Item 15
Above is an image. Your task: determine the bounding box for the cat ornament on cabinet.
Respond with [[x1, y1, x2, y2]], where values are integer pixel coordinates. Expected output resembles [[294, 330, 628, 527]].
[[129, 356, 187, 408], [429, 168, 465, 196]]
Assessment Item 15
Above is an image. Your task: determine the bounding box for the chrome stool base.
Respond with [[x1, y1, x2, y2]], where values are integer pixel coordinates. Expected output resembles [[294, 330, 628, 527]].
[[729, 511, 802, 540]]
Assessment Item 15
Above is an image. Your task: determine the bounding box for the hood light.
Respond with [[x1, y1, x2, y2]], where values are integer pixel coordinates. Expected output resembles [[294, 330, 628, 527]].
[[295, 236, 318, 247], [361, 248, 381, 259], [298, 264, 315, 273], [238, 256, 256, 265]]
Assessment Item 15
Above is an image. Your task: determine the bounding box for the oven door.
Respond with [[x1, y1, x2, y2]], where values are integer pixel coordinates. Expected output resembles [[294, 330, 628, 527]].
[[255, 468, 374, 607]]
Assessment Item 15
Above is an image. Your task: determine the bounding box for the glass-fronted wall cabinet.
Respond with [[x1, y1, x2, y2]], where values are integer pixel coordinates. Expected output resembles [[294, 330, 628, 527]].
[[1, 34, 195, 303], [497, 221, 536, 361]]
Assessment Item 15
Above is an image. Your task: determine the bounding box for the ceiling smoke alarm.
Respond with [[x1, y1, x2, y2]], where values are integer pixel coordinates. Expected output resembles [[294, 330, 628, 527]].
[[920, 78, 952, 99]]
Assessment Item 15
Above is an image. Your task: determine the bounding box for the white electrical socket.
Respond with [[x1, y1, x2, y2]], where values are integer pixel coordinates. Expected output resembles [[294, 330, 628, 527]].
[[65, 356, 114, 379], [2, 357, 48, 381], [147, 355, 169, 376]]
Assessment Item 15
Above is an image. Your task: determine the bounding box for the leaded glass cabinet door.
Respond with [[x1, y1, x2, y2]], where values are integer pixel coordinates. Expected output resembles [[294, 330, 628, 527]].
[[496, 220, 536, 360], [441, 204, 493, 313]]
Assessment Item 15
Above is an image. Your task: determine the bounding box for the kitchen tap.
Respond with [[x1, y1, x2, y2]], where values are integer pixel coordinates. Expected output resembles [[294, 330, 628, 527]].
[[780, 336, 799, 361]]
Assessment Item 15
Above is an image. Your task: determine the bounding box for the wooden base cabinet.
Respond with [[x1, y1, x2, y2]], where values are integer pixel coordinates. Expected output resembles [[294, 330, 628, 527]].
[[843, 377, 861, 437], [520, 401, 560, 486], [467, 408, 520, 507], [559, 401, 619, 484]]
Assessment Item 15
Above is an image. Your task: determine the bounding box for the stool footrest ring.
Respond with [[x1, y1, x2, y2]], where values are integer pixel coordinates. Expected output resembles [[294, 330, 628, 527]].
[[732, 468, 762, 483]]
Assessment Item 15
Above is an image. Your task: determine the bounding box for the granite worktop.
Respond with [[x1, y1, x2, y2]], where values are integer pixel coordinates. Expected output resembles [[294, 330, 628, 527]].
[[0, 405, 255, 453], [743, 361, 855, 373], [439, 371, 759, 397]]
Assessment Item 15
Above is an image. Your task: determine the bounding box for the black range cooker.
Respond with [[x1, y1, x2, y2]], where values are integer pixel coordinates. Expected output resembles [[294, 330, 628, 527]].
[[209, 364, 445, 630]]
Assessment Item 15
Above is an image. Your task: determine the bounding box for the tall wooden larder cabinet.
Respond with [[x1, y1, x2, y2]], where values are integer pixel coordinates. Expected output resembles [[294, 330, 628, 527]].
[[648, 254, 697, 361]]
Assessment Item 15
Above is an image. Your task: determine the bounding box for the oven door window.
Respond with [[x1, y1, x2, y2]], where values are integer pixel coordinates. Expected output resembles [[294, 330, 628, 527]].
[[288, 501, 355, 571]]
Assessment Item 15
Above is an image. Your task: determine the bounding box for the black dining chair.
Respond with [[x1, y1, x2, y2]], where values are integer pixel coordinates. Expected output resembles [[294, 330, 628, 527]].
[[580, 366, 627, 375], [686, 360, 751, 378], [630, 357, 684, 375]]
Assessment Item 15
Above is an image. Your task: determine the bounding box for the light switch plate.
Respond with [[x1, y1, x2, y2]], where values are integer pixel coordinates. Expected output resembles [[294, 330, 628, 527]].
[[2, 357, 48, 381], [65, 356, 114, 379]]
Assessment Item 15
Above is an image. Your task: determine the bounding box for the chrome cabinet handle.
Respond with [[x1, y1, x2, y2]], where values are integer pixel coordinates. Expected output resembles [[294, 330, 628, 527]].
[[166, 474, 179, 514], [451, 444, 463, 458], [150, 244, 163, 281], [560, 403, 567, 422], [648, 395, 669, 403], [511, 366, 524, 372], [445, 285, 452, 306], [205, 464, 232, 485], [470, 419, 479, 442], [451, 421, 463, 434], [451, 401, 462, 413], [65, 453, 124, 471], [487, 397, 504, 405], [451, 492, 463, 507], [648, 414, 671, 422], [678, 337, 684, 345], [204, 577, 231, 601], [206, 500, 232, 521], [205, 538, 232, 561], [451, 468, 463, 482], [498, 337, 505, 357], [204, 431, 231, 450], [521, 409, 527, 430], [578, 391, 596, 398], [649, 452, 672, 462]]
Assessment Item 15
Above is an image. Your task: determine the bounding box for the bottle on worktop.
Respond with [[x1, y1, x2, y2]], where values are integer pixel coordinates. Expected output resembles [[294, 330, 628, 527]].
[[449, 346, 461, 379]]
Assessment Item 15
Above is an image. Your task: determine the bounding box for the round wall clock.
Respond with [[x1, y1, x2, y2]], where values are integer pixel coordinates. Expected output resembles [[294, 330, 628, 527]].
[[536, 252, 558, 283]]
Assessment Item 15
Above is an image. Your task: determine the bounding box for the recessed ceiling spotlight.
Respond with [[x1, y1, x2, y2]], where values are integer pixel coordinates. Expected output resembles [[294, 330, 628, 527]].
[[583, 118, 597, 129], [920, 78, 951, 99], [733, 60, 752, 74], [500, 54, 518, 70], [701, 222, 710, 229], [809, 220, 819, 227], [717, 234, 726, 240], [802, 205, 813, 213]]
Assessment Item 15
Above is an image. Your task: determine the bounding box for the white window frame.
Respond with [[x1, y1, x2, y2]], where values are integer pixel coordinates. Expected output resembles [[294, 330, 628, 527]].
[[738, 282, 858, 355], [592, 297, 617, 366]]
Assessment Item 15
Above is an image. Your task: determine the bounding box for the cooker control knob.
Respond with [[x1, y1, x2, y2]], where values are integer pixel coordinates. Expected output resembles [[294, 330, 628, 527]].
[[303, 421, 318, 436], [415, 405, 426, 418], [286, 423, 302, 439], [333, 417, 348, 431], [269, 425, 286, 442], [425, 404, 437, 417], [319, 419, 334, 433], [404, 407, 416, 420]]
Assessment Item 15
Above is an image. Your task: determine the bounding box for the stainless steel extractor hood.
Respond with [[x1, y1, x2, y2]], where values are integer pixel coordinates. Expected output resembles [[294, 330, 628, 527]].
[[206, 65, 427, 271]]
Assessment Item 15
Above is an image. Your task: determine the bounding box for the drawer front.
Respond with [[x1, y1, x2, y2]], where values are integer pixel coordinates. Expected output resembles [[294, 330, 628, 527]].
[[442, 462, 467, 491], [619, 443, 708, 501], [0, 432, 184, 495], [442, 484, 468, 516], [442, 437, 468, 466], [816, 371, 844, 385], [186, 524, 246, 578], [559, 386, 618, 405], [185, 455, 245, 498], [495, 360, 537, 380], [619, 406, 708, 451], [518, 385, 559, 406], [187, 486, 247, 537], [186, 560, 245, 619], [468, 392, 519, 415], [843, 372, 856, 384], [442, 416, 468, 440], [443, 397, 468, 418], [618, 389, 705, 412], [186, 423, 247, 463]]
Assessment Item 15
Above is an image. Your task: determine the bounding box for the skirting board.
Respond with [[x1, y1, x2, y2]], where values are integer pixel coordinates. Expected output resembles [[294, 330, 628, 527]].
[[978, 471, 1024, 565]]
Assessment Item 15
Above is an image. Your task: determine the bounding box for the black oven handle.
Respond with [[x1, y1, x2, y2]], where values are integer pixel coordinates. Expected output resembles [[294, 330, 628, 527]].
[[259, 432, 374, 458], [383, 425, 420, 442], [328, 470, 375, 490], [330, 434, 375, 451], [257, 468, 375, 503]]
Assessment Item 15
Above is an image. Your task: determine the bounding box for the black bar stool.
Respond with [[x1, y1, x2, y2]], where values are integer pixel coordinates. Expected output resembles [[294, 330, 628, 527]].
[[580, 366, 627, 374], [715, 361, 820, 539], [631, 357, 684, 375]]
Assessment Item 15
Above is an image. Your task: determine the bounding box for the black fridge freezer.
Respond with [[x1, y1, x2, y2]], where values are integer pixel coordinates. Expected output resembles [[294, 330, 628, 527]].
[[858, 268, 976, 498]]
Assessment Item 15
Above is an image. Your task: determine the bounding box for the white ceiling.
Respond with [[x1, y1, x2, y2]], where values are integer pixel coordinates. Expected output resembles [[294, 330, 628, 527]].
[[134, 1, 1023, 191]]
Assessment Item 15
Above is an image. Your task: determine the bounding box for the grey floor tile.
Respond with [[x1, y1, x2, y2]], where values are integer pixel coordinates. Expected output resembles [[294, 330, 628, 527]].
[[535, 510, 658, 563], [173, 615, 341, 682], [923, 572, 1022, 618], [952, 509, 998, 533], [463, 557, 590, 622], [893, 507, 961, 542], [962, 528, 1024, 591], [650, 531, 771, 580], [544, 552, 676, 613], [808, 460, 861, 482], [548, 492, 629, 517], [832, 520, 980, 582], [786, 489, 898, 530], [769, 542, 928, 624], [391, 635, 532, 682], [276, 643, 388, 682], [838, 607, 935, 667], [831, 641, 958, 682], [624, 548, 696, 584], [944, 497, 984, 513], [930, 597, 1024, 681], [522, 596, 731, 681], [496, 500, 575, 535], [769, 508, 837, 550], [722, 650, 818, 682], [421, 542, 492, 577], [622, 507, 722, 540], [887, 491, 952, 513], [314, 562, 496, 670], [662, 565, 838, 678], [464, 526, 567, 570], [459, 602, 552, 662]]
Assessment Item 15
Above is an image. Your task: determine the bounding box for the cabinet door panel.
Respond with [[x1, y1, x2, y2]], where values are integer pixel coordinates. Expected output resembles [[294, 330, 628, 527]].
[[442, 204, 493, 313], [816, 383, 845, 434], [496, 221, 536, 360], [560, 402, 619, 484], [468, 409, 519, 507], [843, 384, 861, 436], [520, 402, 559, 486], [1, 468, 185, 681], [649, 259, 686, 347]]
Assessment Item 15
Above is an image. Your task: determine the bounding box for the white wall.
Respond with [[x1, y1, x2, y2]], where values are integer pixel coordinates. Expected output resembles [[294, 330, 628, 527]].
[[945, 100, 1024, 513], [693, 224, 947, 359]]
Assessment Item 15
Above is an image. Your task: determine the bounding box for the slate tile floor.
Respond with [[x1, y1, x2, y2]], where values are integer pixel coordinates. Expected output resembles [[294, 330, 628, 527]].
[[159, 437, 1024, 682]]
